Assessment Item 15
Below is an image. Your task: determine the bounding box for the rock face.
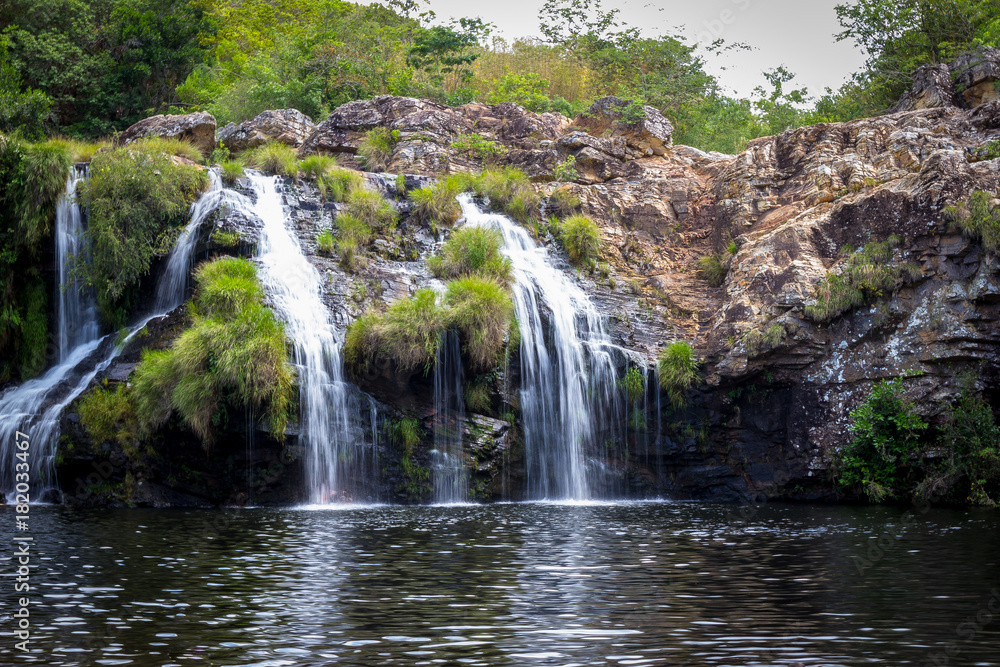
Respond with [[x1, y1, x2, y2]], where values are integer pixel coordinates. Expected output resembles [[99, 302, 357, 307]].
[[217, 109, 316, 153], [893, 48, 1000, 112], [116, 111, 217, 156]]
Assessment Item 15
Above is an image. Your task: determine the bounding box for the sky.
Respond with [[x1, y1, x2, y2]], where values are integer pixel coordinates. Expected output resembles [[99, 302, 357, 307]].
[[423, 0, 869, 100]]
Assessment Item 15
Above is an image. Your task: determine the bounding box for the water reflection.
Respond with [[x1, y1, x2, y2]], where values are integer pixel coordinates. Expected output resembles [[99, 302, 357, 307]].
[[3, 502, 999, 665]]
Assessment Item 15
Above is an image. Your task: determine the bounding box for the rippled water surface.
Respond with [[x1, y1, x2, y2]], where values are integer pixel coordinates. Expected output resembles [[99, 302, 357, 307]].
[[3, 502, 999, 666]]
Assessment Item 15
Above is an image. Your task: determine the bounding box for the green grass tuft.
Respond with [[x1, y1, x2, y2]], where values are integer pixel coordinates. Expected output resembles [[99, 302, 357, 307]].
[[658, 341, 699, 409], [445, 277, 514, 370], [408, 175, 468, 227], [345, 187, 398, 233], [945, 190, 1000, 254], [344, 288, 446, 375], [245, 141, 300, 176], [428, 226, 512, 284], [316, 228, 336, 255], [220, 158, 245, 185], [558, 214, 602, 265], [698, 254, 727, 287], [133, 136, 206, 162], [357, 127, 398, 172]]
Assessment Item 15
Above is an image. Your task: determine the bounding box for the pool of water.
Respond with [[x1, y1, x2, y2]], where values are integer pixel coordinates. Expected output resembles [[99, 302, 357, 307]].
[[3, 501, 999, 665]]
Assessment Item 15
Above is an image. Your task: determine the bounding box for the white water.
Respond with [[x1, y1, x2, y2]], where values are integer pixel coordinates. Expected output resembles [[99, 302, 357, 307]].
[[0, 169, 225, 499], [457, 195, 622, 500], [247, 172, 377, 504], [431, 331, 468, 503]]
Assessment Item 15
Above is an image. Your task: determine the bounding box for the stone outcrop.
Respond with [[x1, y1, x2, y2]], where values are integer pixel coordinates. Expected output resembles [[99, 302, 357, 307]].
[[217, 109, 316, 152], [893, 48, 1000, 112], [116, 111, 217, 156]]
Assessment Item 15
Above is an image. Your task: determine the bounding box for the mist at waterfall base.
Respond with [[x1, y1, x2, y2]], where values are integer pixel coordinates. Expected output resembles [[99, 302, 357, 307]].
[[6, 501, 999, 666]]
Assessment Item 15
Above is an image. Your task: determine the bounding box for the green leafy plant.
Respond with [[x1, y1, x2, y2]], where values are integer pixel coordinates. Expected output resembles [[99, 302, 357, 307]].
[[658, 341, 699, 409], [134, 136, 205, 163], [619, 366, 646, 406], [552, 156, 579, 182], [464, 381, 492, 413], [316, 228, 336, 255], [471, 167, 540, 223], [78, 384, 138, 453], [357, 127, 399, 172], [212, 230, 241, 248], [450, 133, 508, 162], [945, 190, 1000, 254]]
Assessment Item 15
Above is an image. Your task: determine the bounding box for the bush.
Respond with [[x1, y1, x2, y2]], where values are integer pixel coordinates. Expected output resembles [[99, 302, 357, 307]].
[[934, 384, 1000, 506], [804, 239, 916, 323], [316, 229, 336, 255], [619, 366, 646, 405], [81, 144, 208, 327], [445, 277, 514, 370], [552, 156, 578, 182], [559, 214, 602, 265], [131, 257, 294, 447], [344, 188, 398, 233], [9, 139, 73, 249], [245, 141, 300, 176], [428, 226, 512, 283], [450, 133, 508, 163], [945, 190, 1000, 255], [344, 288, 446, 375], [658, 341, 699, 409], [357, 127, 398, 172], [220, 158, 245, 185], [698, 254, 727, 287], [48, 137, 109, 163], [409, 175, 466, 227], [836, 378, 927, 503]]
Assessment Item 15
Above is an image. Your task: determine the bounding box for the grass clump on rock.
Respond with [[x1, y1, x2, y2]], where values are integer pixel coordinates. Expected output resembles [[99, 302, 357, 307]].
[[344, 288, 446, 375], [301, 154, 362, 202], [427, 226, 512, 284], [344, 187, 398, 233], [409, 175, 469, 228], [558, 214, 602, 266], [357, 127, 398, 172], [658, 341, 699, 409], [945, 190, 1000, 254], [473, 167, 540, 223], [133, 136, 206, 163], [220, 158, 245, 185], [81, 144, 208, 327], [245, 141, 300, 176], [698, 254, 727, 287], [445, 277, 515, 370], [131, 257, 294, 447]]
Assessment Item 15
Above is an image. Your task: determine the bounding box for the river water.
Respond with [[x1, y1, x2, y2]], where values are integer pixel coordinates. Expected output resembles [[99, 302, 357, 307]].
[[3, 502, 998, 666]]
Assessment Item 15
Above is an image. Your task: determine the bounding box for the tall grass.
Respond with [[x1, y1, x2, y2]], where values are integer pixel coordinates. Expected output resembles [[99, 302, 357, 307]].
[[558, 214, 602, 266], [427, 226, 512, 284], [245, 141, 300, 176], [357, 127, 398, 172], [445, 277, 514, 370], [409, 175, 468, 227], [345, 188, 398, 232], [658, 341, 699, 409], [133, 136, 205, 163], [344, 288, 446, 375], [945, 190, 1000, 254], [220, 158, 245, 185]]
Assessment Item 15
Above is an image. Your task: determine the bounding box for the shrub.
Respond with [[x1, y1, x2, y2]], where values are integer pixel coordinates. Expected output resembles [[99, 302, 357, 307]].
[[550, 186, 581, 216], [464, 381, 492, 413], [131, 257, 294, 447], [552, 156, 579, 182], [619, 366, 646, 405], [133, 136, 205, 163], [945, 190, 1000, 254], [445, 277, 514, 370], [344, 289, 446, 375], [409, 175, 466, 227], [658, 341, 699, 409], [804, 239, 916, 323], [316, 229, 336, 255], [836, 378, 927, 502], [559, 214, 602, 265], [428, 226, 512, 283], [698, 254, 727, 287], [344, 188, 398, 233], [10, 139, 73, 249], [357, 127, 398, 172], [78, 384, 137, 450], [245, 141, 300, 176], [220, 158, 245, 185], [450, 133, 508, 162], [81, 145, 208, 327], [934, 383, 1000, 506]]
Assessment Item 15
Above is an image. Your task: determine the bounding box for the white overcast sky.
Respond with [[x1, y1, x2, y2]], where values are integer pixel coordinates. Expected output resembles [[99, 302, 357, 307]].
[[423, 0, 868, 99]]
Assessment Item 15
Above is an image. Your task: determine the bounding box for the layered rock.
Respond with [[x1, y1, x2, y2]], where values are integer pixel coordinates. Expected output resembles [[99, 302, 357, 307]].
[[116, 111, 217, 156], [217, 108, 316, 152]]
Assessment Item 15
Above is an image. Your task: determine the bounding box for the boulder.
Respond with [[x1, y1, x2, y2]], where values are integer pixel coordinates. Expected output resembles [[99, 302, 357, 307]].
[[116, 111, 217, 156], [217, 109, 316, 153], [892, 64, 955, 112], [951, 48, 1000, 108], [574, 96, 673, 157]]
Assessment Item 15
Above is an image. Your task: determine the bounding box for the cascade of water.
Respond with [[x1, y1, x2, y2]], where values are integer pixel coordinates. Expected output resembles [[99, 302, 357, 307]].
[[56, 166, 99, 360], [457, 194, 622, 500], [0, 170, 226, 499], [430, 331, 467, 504], [246, 172, 377, 504]]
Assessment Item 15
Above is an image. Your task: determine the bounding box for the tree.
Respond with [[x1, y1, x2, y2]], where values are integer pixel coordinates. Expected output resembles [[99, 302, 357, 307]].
[[407, 18, 492, 89], [538, 0, 621, 45]]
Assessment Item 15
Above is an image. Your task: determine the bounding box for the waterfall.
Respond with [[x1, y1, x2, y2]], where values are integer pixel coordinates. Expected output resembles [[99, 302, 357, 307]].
[[430, 331, 468, 504], [56, 166, 99, 360], [0, 169, 225, 500], [246, 172, 377, 504], [457, 195, 621, 501]]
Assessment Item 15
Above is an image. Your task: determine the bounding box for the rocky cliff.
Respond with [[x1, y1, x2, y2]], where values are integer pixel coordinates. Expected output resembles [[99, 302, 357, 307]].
[[56, 51, 1000, 505]]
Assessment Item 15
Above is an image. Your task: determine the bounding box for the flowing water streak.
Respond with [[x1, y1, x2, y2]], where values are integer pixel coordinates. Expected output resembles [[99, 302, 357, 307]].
[[431, 331, 467, 503], [246, 172, 375, 503], [457, 195, 621, 500], [56, 166, 99, 360], [0, 170, 226, 498]]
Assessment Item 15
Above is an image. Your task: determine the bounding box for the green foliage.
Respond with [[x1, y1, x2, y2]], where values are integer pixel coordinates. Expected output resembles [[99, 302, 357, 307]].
[[395, 172, 407, 194], [552, 156, 579, 182], [558, 214, 602, 265], [945, 190, 1000, 254], [131, 257, 294, 447], [390, 416, 429, 496], [658, 341, 699, 409], [336, 212, 373, 246], [300, 154, 338, 178], [407, 18, 490, 87], [450, 133, 508, 163], [409, 176, 465, 227], [445, 277, 514, 370], [697, 254, 727, 287], [135, 136, 205, 163], [0, 35, 52, 138], [744, 323, 787, 357], [726, 240, 739, 255], [619, 366, 646, 405], [464, 381, 492, 413], [17, 278, 48, 378], [357, 127, 398, 172], [78, 384, 137, 450], [486, 72, 552, 111], [804, 239, 915, 323], [301, 155, 363, 202], [211, 230, 241, 248], [934, 382, 1000, 506], [344, 288, 446, 375], [245, 141, 300, 176], [316, 229, 336, 255], [344, 187, 398, 233], [836, 379, 928, 502], [428, 226, 512, 284], [220, 159, 245, 185], [81, 144, 207, 327], [549, 187, 581, 216], [472, 167, 540, 222], [390, 417, 422, 450]]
